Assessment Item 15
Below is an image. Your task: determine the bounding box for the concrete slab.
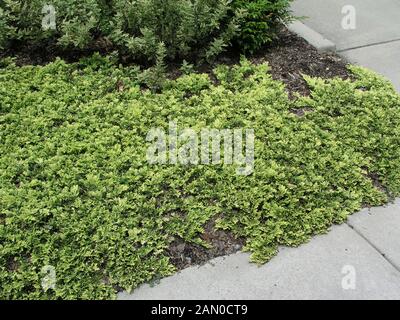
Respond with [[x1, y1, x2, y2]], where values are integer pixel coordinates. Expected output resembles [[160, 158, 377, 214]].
[[119, 224, 400, 300], [291, 0, 400, 51], [348, 199, 400, 270], [341, 40, 400, 92]]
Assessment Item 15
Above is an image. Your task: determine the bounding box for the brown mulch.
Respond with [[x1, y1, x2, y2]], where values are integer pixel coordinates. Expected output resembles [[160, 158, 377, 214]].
[[168, 218, 246, 270], [256, 28, 351, 98]]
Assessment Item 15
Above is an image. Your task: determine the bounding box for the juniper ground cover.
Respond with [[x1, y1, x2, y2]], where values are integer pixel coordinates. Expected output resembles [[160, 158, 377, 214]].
[[1, 56, 400, 299]]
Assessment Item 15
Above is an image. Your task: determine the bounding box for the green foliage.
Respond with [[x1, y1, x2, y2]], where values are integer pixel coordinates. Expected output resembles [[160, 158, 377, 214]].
[[108, 0, 246, 62], [1, 57, 399, 299], [0, 0, 247, 62], [233, 0, 294, 53], [0, 0, 295, 61], [137, 42, 167, 92], [1, 0, 103, 47], [0, 8, 9, 49], [180, 60, 195, 75]]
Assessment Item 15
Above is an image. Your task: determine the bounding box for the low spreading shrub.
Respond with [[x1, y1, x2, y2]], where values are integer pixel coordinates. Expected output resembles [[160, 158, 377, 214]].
[[1, 56, 399, 299]]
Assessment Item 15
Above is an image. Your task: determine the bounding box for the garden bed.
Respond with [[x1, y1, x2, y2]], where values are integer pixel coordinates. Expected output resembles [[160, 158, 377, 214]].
[[1, 27, 350, 96], [1, 24, 400, 300], [162, 28, 353, 271]]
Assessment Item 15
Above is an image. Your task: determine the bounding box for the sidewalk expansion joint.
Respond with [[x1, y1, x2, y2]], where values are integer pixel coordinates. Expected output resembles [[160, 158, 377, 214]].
[[339, 38, 400, 53], [345, 221, 400, 273]]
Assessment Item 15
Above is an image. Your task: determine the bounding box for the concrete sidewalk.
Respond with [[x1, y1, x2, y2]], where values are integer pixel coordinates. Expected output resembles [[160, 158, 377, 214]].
[[119, 1, 400, 300], [120, 203, 400, 300], [120, 223, 400, 300], [291, 0, 400, 271], [292, 0, 400, 91]]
